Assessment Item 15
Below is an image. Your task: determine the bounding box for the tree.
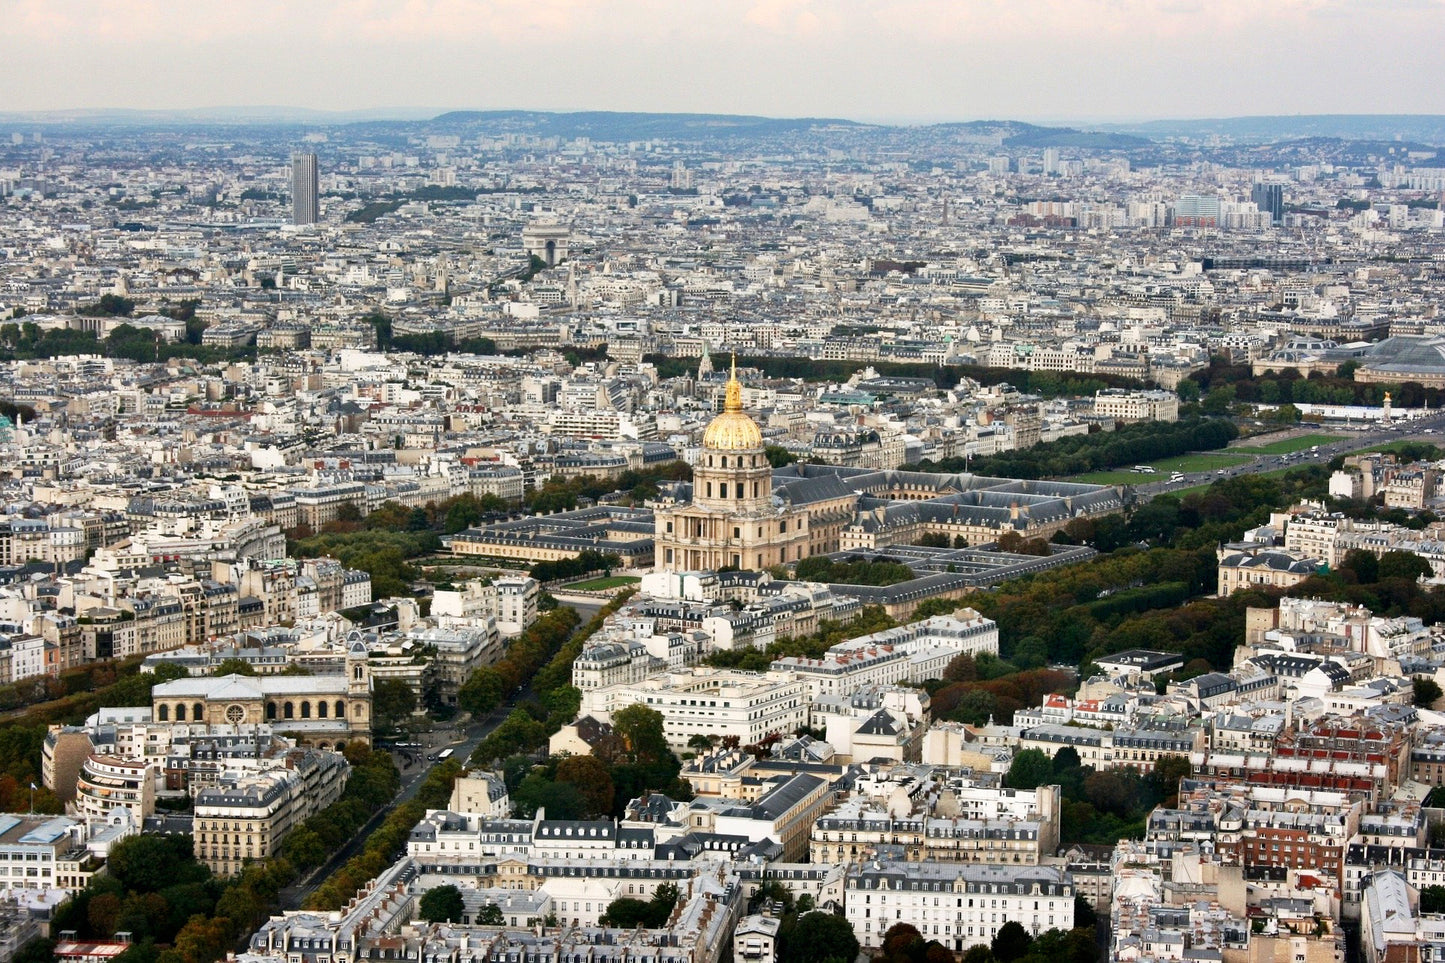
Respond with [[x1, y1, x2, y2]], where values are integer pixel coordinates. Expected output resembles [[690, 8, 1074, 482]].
[[1341, 548, 1379, 585], [612, 703, 669, 764], [880, 922, 925, 962], [944, 653, 979, 682], [1005, 749, 1054, 790], [107, 834, 204, 894], [1416, 678, 1444, 709], [1423, 886, 1445, 914], [784, 911, 860, 963], [1151, 755, 1193, 806], [991, 922, 1033, 963], [1379, 551, 1432, 582], [458, 666, 505, 717], [372, 679, 417, 728], [950, 689, 997, 726], [1074, 896, 1098, 928], [555, 755, 615, 818], [599, 897, 652, 927], [210, 658, 256, 676], [477, 903, 505, 925], [766, 445, 798, 468], [961, 946, 996, 963], [418, 885, 465, 923]]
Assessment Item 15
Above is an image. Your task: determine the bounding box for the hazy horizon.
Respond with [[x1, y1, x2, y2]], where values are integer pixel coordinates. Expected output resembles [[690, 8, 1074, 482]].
[[6, 1, 1445, 122]]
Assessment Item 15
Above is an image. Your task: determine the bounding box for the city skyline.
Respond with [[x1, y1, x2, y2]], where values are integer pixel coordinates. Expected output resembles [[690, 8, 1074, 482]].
[[5, 0, 1445, 123]]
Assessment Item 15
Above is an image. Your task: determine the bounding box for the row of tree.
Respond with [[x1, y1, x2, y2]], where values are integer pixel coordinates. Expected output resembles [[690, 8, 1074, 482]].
[[642, 353, 1146, 397], [914, 416, 1238, 479], [1187, 357, 1445, 410], [456, 605, 583, 718], [528, 549, 623, 584]]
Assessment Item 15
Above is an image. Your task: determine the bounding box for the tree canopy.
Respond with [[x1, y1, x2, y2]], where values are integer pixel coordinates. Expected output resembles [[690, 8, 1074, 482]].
[[418, 885, 465, 923]]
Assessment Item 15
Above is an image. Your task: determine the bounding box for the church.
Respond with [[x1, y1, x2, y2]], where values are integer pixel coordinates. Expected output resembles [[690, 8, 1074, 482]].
[[149, 640, 374, 748], [654, 361, 843, 571], [653, 361, 1125, 573]]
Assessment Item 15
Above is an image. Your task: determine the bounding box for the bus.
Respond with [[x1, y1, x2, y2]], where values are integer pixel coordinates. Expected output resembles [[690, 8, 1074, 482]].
[[435, 748, 455, 762]]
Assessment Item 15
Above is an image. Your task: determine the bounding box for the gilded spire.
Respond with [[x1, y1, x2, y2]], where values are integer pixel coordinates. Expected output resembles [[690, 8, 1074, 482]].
[[724, 352, 742, 412]]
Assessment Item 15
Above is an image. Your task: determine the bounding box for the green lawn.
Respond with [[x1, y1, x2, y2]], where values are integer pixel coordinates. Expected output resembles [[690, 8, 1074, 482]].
[[1070, 451, 1255, 486], [563, 575, 641, 591], [1234, 433, 1342, 455], [1351, 439, 1442, 457]]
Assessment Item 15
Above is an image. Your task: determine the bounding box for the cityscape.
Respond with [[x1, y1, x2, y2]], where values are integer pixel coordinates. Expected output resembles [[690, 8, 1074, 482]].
[[4, 7, 1445, 963]]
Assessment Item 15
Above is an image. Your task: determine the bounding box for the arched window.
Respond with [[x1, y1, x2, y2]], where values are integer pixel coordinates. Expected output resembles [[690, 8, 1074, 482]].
[[336, 700, 345, 718], [284, 702, 294, 719], [317, 701, 328, 718], [193, 703, 204, 721], [158, 704, 169, 722], [175, 703, 186, 721], [266, 702, 276, 720], [300, 701, 311, 719]]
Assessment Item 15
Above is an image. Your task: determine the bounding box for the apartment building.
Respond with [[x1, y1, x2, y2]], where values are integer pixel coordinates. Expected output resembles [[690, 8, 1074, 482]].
[[192, 749, 348, 876], [845, 862, 1074, 952], [578, 668, 808, 752]]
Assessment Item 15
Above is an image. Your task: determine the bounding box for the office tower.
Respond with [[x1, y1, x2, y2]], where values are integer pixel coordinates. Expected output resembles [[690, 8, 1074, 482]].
[[1042, 148, 1060, 175], [291, 152, 319, 226], [1172, 194, 1221, 228], [1251, 183, 1284, 225]]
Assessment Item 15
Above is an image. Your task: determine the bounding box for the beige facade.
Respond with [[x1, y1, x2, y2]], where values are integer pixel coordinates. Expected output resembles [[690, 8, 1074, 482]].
[[655, 366, 814, 571], [193, 749, 348, 876], [150, 642, 372, 748]]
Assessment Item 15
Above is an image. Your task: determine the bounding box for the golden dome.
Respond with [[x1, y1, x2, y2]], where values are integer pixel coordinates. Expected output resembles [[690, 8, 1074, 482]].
[[702, 357, 764, 451]]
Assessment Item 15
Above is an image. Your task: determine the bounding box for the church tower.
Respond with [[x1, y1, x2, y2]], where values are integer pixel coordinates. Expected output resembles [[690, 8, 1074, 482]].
[[693, 357, 773, 513], [655, 359, 813, 572], [346, 639, 372, 736]]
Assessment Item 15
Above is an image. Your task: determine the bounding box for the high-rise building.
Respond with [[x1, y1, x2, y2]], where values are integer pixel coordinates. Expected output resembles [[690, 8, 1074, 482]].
[[1251, 183, 1284, 225], [291, 152, 318, 226], [1042, 148, 1061, 175], [1172, 194, 1221, 228]]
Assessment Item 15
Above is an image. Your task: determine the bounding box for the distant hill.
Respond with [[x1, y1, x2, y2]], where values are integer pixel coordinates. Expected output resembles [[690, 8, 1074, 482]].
[[925, 119, 1148, 150], [427, 109, 869, 140], [1100, 114, 1445, 145]]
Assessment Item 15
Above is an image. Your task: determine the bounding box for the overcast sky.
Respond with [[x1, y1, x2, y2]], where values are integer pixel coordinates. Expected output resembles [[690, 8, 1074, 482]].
[[6, 0, 1445, 122]]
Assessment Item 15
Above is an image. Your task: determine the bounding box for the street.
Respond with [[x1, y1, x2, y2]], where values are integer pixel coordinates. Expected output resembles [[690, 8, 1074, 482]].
[[277, 597, 600, 910], [1131, 416, 1445, 501]]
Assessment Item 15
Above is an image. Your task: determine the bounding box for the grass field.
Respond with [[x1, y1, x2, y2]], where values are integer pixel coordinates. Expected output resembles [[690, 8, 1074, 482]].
[[564, 575, 641, 591], [1350, 439, 1442, 457], [1235, 433, 1342, 455], [1071, 451, 1254, 486]]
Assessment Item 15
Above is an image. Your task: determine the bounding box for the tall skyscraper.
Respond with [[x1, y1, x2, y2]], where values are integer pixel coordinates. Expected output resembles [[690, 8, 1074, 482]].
[[1251, 183, 1284, 226], [291, 152, 318, 226]]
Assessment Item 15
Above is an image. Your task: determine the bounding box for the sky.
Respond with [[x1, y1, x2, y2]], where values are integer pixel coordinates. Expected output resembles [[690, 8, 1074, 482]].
[[5, 0, 1445, 123]]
